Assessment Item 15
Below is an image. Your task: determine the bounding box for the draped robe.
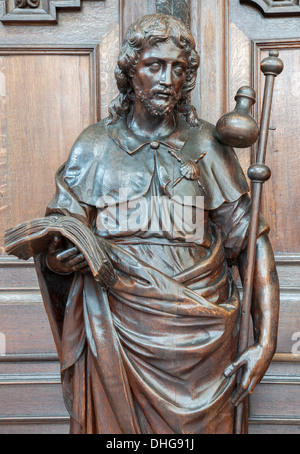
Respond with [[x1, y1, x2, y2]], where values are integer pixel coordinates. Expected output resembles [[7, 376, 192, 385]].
[[35, 116, 268, 434]]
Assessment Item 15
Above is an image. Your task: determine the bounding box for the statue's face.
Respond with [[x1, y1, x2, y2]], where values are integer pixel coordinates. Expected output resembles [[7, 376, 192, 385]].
[[132, 40, 188, 117]]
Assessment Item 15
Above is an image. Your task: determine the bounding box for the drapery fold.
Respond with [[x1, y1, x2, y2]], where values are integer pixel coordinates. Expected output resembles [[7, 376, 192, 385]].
[[35, 226, 240, 434]]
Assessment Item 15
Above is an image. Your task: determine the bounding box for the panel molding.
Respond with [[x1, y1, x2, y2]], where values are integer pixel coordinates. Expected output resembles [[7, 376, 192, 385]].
[[273, 353, 300, 363], [0, 43, 100, 154], [0, 289, 42, 305], [0, 352, 297, 364], [251, 38, 300, 256], [2, 370, 300, 386], [0, 415, 69, 425], [0, 0, 105, 24], [275, 253, 300, 265], [0, 43, 102, 266], [252, 37, 300, 161], [0, 353, 58, 362], [249, 415, 300, 425], [241, 0, 300, 16], [1, 415, 299, 428], [261, 374, 300, 385], [0, 43, 100, 140], [0, 372, 61, 385], [5, 415, 296, 427], [3, 253, 299, 264], [0, 256, 34, 266], [0, 42, 103, 132]]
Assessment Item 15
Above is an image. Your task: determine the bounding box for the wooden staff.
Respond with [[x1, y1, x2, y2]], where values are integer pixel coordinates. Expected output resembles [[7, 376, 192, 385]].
[[234, 50, 284, 434]]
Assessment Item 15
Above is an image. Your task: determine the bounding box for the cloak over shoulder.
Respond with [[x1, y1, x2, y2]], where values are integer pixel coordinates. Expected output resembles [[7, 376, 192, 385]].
[[47, 116, 249, 215]]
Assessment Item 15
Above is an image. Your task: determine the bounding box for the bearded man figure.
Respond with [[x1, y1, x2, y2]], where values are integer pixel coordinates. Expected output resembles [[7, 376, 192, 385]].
[[35, 14, 279, 434]]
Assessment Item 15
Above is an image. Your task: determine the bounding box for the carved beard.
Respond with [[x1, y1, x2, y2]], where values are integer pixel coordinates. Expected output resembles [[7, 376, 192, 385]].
[[132, 81, 181, 118]]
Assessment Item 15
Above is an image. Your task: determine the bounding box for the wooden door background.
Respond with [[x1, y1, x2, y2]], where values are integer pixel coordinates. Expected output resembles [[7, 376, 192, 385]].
[[0, 0, 299, 434]]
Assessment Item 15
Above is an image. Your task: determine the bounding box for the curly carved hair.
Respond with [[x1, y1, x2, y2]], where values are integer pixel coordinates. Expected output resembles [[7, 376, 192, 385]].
[[108, 13, 200, 126]]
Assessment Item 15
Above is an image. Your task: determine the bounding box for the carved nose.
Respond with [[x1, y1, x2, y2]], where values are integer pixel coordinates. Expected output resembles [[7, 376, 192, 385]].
[[160, 66, 172, 86]]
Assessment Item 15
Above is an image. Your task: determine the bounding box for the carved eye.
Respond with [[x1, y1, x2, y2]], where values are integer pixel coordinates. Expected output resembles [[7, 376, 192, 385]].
[[173, 65, 186, 77], [149, 63, 161, 72]]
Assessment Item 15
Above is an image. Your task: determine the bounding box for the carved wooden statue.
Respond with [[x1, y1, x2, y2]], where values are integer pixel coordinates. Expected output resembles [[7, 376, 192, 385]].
[[5, 14, 282, 434]]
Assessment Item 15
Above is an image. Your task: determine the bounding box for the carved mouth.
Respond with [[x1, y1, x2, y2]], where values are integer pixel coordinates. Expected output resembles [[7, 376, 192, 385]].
[[154, 93, 174, 104], [156, 92, 172, 97], [153, 90, 174, 99]]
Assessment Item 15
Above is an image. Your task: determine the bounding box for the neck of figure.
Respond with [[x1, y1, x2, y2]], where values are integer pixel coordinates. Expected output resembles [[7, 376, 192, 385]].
[[129, 98, 176, 140]]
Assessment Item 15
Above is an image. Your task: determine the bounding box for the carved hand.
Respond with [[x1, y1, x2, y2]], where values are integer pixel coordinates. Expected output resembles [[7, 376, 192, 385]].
[[224, 343, 272, 406], [46, 235, 89, 275]]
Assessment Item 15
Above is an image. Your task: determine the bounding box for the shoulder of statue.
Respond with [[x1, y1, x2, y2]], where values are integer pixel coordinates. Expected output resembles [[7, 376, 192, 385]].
[[188, 118, 243, 169], [187, 118, 250, 209], [189, 118, 225, 150], [66, 118, 112, 164], [72, 118, 111, 151], [59, 118, 114, 187]]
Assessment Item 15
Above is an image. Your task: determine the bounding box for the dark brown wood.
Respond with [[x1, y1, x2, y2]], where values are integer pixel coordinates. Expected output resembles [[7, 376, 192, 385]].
[[216, 86, 259, 148], [0, 0, 298, 436]]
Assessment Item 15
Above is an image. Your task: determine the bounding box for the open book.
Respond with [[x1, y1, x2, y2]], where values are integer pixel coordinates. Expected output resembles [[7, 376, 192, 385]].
[[5, 215, 116, 289]]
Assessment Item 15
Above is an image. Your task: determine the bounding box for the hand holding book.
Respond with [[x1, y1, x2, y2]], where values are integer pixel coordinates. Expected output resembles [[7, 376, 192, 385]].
[[46, 235, 90, 275], [5, 215, 116, 289]]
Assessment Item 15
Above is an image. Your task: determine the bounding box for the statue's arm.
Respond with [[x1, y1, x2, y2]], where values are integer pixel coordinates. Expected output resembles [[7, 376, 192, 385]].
[[239, 233, 280, 359], [225, 233, 280, 405], [44, 127, 99, 276]]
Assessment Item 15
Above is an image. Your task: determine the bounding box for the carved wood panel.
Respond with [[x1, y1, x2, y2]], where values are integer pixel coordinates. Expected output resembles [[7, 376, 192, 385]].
[[190, 0, 229, 125], [0, 0, 105, 24], [119, 0, 190, 42], [241, 0, 300, 17], [0, 45, 99, 255], [156, 0, 190, 24], [253, 40, 300, 254], [229, 0, 300, 434], [119, 0, 156, 43]]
